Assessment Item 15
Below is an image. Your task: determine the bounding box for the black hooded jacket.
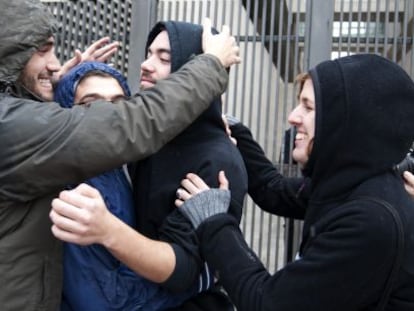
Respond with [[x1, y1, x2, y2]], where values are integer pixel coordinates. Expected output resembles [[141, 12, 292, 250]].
[[195, 54, 414, 310], [130, 21, 248, 292]]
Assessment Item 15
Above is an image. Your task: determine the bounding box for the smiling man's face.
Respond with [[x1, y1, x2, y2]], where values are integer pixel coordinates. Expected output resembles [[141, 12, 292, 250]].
[[18, 36, 61, 101]]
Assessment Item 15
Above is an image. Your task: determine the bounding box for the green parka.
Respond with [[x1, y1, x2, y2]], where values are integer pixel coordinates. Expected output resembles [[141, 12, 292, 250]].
[[0, 1, 229, 310]]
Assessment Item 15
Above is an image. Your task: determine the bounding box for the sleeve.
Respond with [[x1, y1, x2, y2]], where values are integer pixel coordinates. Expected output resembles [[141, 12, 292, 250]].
[[0, 55, 228, 203], [230, 122, 308, 219], [160, 140, 248, 292], [197, 202, 397, 311], [158, 209, 207, 293]]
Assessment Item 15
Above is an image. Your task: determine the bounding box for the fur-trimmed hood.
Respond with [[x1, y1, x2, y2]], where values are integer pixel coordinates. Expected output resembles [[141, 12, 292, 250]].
[[0, 0, 58, 84]]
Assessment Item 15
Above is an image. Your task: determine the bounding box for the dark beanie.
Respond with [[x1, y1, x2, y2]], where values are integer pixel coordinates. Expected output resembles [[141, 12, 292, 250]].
[[54, 61, 131, 108]]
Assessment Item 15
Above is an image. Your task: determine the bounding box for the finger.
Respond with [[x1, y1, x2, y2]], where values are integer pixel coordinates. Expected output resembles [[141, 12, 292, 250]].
[[51, 197, 85, 221], [203, 17, 212, 34], [84, 37, 110, 53], [74, 49, 82, 61], [221, 24, 230, 37], [92, 42, 119, 58], [180, 176, 207, 195], [186, 173, 210, 190], [202, 17, 212, 51], [51, 224, 84, 244], [175, 198, 184, 207], [49, 208, 85, 234], [94, 47, 118, 62], [71, 183, 101, 199], [176, 188, 192, 201], [218, 171, 229, 190]]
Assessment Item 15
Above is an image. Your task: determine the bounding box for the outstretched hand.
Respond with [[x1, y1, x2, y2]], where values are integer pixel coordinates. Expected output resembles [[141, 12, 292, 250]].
[[56, 37, 119, 80], [202, 18, 241, 68]]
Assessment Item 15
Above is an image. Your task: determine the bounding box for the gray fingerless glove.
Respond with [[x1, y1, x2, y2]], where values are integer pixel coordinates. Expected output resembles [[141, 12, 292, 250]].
[[179, 189, 231, 229]]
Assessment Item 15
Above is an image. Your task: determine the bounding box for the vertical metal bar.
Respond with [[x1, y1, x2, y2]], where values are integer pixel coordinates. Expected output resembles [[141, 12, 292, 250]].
[[190, 0, 196, 23], [229, 0, 243, 118], [263, 0, 277, 155], [374, 0, 380, 54], [248, 0, 259, 129], [174, 1, 180, 21], [196, 0, 202, 24], [273, 0, 284, 158], [346, 0, 353, 55], [239, 0, 251, 124], [224, 0, 235, 109], [383, 0, 390, 57], [113, 0, 122, 70], [57, 1, 67, 63], [338, 0, 345, 57], [66, 2, 74, 53], [183, 1, 188, 21], [401, 0, 408, 66], [392, 0, 399, 61], [304, 0, 334, 70], [365, 0, 372, 53], [356, 0, 362, 53], [107, 1, 115, 42], [239, 0, 251, 236], [212, 0, 218, 26], [118, 0, 130, 76], [127, 0, 158, 93], [254, 0, 267, 265]]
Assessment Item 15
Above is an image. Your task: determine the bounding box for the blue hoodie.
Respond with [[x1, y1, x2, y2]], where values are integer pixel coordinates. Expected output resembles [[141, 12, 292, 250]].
[[54, 61, 192, 310]]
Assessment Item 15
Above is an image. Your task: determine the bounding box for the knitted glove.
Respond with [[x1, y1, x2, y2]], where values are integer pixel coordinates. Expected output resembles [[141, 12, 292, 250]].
[[179, 189, 231, 229]]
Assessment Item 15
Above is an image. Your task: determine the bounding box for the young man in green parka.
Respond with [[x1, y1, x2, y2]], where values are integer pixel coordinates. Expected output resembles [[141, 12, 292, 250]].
[[0, 0, 240, 310]]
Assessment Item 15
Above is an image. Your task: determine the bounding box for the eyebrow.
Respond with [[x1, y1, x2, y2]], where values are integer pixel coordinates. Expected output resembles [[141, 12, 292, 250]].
[[149, 47, 171, 55]]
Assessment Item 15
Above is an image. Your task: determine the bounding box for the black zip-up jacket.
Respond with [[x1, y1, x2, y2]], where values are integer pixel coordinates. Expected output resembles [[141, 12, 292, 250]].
[[130, 21, 248, 294], [195, 54, 414, 310]]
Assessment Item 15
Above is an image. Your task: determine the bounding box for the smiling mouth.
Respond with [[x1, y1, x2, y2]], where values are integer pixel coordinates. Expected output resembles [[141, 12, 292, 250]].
[[38, 77, 53, 89], [295, 132, 307, 141]]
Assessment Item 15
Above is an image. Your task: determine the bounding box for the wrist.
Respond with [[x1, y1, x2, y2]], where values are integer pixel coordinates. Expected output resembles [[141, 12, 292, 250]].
[[100, 212, 122, 249]]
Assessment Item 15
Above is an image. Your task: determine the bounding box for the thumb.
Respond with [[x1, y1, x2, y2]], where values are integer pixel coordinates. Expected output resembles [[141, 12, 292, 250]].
[[202, 17, 212, 51], [218, 171, 229, 190]]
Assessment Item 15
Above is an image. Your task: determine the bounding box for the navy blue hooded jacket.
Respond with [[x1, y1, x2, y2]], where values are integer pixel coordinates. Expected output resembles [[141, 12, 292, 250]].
[[54, 62, 192, 311], [193, 54, 414, 310], [130, 21, 248, 293]]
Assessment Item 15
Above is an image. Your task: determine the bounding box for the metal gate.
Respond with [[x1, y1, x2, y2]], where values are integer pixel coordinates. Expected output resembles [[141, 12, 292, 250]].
[[44, 0, 414, 273]]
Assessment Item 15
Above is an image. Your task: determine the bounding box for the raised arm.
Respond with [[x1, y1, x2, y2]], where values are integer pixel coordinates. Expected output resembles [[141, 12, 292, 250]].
[[229, 121, 307, 218], [1, 19, 240, 203]]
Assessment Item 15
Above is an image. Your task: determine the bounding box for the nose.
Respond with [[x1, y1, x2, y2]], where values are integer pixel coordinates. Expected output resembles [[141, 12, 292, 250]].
[[46, 53, 61, 73], [288, 105, 302, 126], [140, 57, 155, 73]]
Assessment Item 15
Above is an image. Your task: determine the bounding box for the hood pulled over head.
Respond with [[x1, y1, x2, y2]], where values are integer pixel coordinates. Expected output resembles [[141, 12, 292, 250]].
[[144, 20, 224, 140], [145, 21, 204, 73], [54, 61, 131, 108], [305, 54, 414, 202], [0, 0, 58, 84]]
